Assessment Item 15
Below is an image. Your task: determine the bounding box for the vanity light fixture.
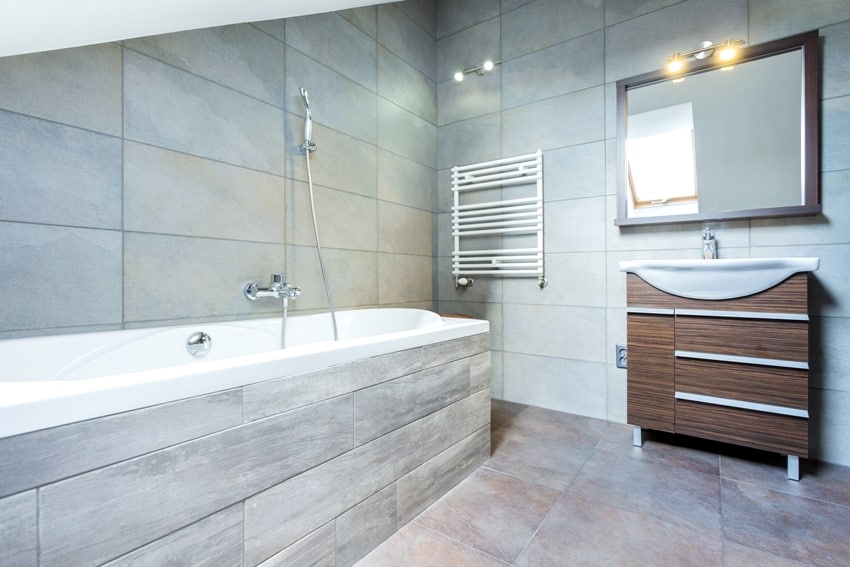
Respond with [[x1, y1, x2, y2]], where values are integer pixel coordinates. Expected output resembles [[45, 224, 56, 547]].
[[665, 38, 745, 74], [453, 59, 501, 81]]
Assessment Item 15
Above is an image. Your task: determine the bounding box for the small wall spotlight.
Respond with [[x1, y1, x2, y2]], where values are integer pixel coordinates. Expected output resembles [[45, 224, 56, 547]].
[[665, 38, 745, 74], [453, 59, 501, 81]]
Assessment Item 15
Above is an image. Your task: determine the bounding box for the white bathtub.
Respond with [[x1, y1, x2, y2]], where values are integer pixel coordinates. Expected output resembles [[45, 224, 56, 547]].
[[0, 308, 489, 439]]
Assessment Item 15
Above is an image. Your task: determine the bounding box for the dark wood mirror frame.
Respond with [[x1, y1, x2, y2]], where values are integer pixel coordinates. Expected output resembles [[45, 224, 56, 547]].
[[615, 31, 820, 227]]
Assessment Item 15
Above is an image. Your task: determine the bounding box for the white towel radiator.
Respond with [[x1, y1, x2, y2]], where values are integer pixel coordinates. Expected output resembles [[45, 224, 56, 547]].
[[451, 150, 546, 288]]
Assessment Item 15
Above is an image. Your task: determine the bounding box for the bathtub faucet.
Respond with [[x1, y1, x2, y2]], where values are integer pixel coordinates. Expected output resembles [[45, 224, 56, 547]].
[[244, 273, 301, 302]]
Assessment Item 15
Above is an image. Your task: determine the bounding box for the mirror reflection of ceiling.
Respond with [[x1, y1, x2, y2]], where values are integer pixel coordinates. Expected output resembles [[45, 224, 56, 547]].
[[0, 0, 393, 58], [625, 49, 803, 215]]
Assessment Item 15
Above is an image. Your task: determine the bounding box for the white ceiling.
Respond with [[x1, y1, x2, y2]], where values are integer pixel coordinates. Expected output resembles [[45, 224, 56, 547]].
[[0, 0, 392, 58]]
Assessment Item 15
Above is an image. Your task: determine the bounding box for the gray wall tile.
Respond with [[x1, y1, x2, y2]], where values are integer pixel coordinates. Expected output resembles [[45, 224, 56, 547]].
[[437, 0, 500, 39], [503, 352, 607, 418], [0, 390, 242, 498], [749, 0, 850, 43], [103, 504, 243, 567], [437, 113, 501, 170], [503, 303, 606, 362], [336, 484, 398, 567], [379, 45, 437, 123], [502, 87, 605, 155], [470, 351, 492, 392], [398, 0, 437, 38], [124, 50, 285, 175], [287, 119, 378, 197], [378, 149, 437, 211], [378, 98, 437, 167], [0, 111, 122, 228], [124, 142, 286, 242], [502, 31, 604, 109], [0, 223, 122, 331], [397, 425, 490, 524], [285, 47, 377, 144], [252, 19, 286, 42], [0, 491, 36, 567], [257, 523, 335, 567], [288, 12, 377, 91], [544, 141, 606, 202], [821, 95, 850, 172], [285, 245, 379, 312], [354, 358, 471, 443], [39, 396, 354, 567], [123, 232, 287, 322], [605, 0, 682, 26], [502, 0, 604, 60], [379, 4, 437, 79], [126, 23, 286, 106], [822, 20, 850, 100], [378, 252, 433, 305], [287, 181, 378, 250], [379, 201, 433, 255], [340, 6, 378, 39], [0, 42, 122, 135]]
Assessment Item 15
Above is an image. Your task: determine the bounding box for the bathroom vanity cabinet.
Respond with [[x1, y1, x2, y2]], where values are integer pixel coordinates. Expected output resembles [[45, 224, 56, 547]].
[[626, 272, 811, 479]]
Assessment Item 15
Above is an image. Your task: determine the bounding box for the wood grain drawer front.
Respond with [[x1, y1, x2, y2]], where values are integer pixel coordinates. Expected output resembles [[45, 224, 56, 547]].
[[675, 358, 808, 410], [675, 317, 808, 363], [675, 400, 808, 456], [627, 273, 808, 313], [627, 314, 674, 432]]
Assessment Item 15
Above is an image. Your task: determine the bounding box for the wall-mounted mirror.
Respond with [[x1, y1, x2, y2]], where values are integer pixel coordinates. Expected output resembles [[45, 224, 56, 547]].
[[615, 31, 820, 226]]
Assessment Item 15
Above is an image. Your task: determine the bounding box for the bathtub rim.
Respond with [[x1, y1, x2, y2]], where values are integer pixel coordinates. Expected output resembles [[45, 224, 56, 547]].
[[0, 312, 489, 440]]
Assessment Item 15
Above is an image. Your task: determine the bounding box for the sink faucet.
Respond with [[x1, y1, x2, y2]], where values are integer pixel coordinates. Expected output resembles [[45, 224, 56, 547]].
[[702, 228, 717, 259], [244, 273, 301, 301]]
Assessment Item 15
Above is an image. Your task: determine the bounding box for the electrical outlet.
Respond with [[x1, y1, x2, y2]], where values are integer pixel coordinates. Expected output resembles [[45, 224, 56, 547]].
[[615, 344, 628, 369]]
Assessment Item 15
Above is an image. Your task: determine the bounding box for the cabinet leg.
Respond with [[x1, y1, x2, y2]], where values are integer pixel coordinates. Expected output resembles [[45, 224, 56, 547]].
[[633, 426, 643, 447], [787, 455, 800, 481]]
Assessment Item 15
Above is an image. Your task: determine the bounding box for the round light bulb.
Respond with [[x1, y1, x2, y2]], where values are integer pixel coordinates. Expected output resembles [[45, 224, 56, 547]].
[[454, 71, 464, 82], [667, 57, 683, 73], [482, 59, 494, 72]]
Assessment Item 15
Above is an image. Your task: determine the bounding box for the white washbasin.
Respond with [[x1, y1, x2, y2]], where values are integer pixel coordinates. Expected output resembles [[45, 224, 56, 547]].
[[619, 257, 819, 300]]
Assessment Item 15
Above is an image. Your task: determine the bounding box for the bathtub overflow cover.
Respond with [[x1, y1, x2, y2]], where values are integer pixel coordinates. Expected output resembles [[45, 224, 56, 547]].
[[186, 331, 212, 357]]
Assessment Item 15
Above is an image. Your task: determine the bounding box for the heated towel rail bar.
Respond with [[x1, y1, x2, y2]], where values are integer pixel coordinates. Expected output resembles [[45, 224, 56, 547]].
[[452, 150, 546, 288]]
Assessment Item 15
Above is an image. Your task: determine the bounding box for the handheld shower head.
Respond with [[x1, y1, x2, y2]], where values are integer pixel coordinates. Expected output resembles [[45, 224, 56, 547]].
[[300, 87, 313, 146]]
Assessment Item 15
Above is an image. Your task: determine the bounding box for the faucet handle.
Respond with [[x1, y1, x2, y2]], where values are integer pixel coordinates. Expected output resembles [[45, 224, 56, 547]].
[[272, 273, 286, 285]]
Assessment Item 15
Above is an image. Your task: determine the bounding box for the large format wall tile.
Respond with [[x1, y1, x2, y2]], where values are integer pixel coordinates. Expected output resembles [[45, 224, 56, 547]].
[[502, 31, 604, 109], [749, 0, 850, 43], [378, 252, 433, 305], [336, 485, 398, 567], [436, 0, 500, 39], [288, 12, 377, 91], [0, 390, 242, 498], [378, 149, 436, 211], [0, 111, 122, 228], [501, 0, 604, 60], [437, 17, 500, 82], [379, 46, 437, 123], [285, 47, 378, 144], [124, 141, 286, 242], [0, 42, 122, 135], [378, 4, 436, 79], [0, 223, 122, 331], [378, 98, 437, 167], [378, 201, 433, 255], [125, 23, 286, 106], [124, 50, 285, 175], [123, 232, 287, 322]]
